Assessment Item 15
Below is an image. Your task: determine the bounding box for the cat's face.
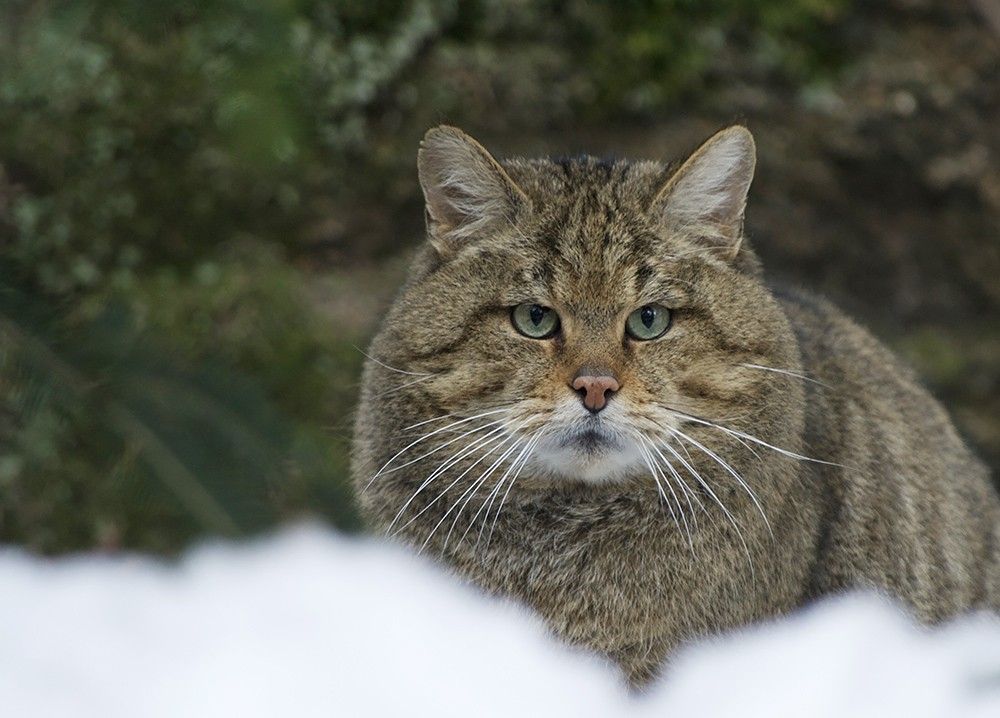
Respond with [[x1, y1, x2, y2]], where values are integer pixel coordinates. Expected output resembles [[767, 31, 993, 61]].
[[367, 126, 799, 491]]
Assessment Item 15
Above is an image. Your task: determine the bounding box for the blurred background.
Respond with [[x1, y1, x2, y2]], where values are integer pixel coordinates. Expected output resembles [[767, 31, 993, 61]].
[[0, 0, 997, 555]]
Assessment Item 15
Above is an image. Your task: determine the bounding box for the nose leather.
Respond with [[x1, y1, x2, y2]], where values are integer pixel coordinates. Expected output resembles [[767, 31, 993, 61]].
[[571, 373, 620, 413]]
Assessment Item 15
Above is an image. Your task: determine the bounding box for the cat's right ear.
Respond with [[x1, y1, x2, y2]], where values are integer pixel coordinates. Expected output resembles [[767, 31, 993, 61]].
[[417, 126, 530, 255]]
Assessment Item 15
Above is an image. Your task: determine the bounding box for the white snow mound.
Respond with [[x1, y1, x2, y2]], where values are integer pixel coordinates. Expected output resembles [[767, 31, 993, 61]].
[[0, 525, 998, 717]]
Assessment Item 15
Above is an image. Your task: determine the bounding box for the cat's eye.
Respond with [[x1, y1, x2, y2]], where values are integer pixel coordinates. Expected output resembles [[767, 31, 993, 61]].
[[625, 303, 671, 341], [511, 303, 560, 339]]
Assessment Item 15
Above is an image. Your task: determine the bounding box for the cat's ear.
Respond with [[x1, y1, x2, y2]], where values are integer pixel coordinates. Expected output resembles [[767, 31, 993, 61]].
[[417, 126, 530, 254], [652, 126, 756, 260]]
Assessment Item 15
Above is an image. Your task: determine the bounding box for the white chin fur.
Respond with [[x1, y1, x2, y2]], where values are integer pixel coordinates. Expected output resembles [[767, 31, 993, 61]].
[[530, 434, 644, 484]]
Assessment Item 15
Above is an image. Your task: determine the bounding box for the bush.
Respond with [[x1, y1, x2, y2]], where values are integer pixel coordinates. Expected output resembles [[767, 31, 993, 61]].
[[0, 252, 361, 553]]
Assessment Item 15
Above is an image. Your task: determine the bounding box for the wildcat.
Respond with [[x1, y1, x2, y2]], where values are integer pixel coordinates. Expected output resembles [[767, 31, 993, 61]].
[[351, 125, 1000, 684]]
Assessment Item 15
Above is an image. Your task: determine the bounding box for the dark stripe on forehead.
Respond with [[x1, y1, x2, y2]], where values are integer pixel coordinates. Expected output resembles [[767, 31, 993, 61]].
[[530, 261, 553, 286], [616, 160, 631, 185], [549, 155, 620, 178], [635, 263, 655, 293]]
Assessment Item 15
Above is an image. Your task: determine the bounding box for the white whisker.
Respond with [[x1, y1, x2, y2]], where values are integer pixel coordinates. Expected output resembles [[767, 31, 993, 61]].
[[656, 436, 755, 574], [435, 434, 526, 553], [389, 428, 513, 536], [403, 413, 456, 432], [385, 423, 509, 534], [470, 434, 536, 549], [637, 441, 673, 512], [669, 426, 771, 536], [635, 438, 686, 546], [484, 429, 544, 551], [643, 436, 705, 519], [740, 363, 832, 389], [354, 346, 434, 376], [472, 437, 532, 550], [410, 418, 530, 553], [400, 401, 518, 432], [669, 409, 842, 467], [368, 417, 508, 489], [364, 407, 512, 491], [374, 373, 435, 397]]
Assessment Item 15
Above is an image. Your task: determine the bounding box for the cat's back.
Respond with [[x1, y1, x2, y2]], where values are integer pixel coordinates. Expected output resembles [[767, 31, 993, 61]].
[[774, 286, 983, 476], [774, 286, 1000, 614]]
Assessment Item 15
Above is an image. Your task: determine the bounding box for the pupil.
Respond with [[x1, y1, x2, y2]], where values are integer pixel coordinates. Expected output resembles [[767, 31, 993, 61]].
[[529, 305, 545, 326], [641, 306, 655, 328]]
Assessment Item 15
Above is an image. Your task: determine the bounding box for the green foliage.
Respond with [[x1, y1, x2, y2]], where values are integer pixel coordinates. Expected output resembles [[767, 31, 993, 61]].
[[0, 0, 850, 284], [0, 258, 360, 554], [0, 0, 850, 553]]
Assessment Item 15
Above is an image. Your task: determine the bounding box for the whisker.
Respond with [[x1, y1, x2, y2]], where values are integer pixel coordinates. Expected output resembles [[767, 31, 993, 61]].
[[389, 429, 514, 536], [373, 373, 435, 398], [436, 434, 526, 553], [470, 434, 537, 550], [676, 436, 697, 468], [740, 363, 832, 389], [722, 429, 764, 463], [655, 436, 755, 574], [469, 439, 531, 553], [385, 423, 509, 534], [354, 345, 434, 376], [403, 413, 457, 432], [400, 400, 519, 432], [636, 441, 672, 510], [647, 438, 699, 551], [363, 407, 512, 491], [636, 438, 682, 521], [666, 408, 842, 467], [635, 438, 686, 545], [483, 429, 544, 551], [643, 435, 705, 520], [668, 426, 771, 536], [366, 416, 508, 490]]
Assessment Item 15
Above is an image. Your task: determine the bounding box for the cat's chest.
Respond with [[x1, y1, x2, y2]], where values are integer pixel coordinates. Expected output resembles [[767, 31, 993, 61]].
[[450, 508, 689, 637], [447, 499, 770, 648]]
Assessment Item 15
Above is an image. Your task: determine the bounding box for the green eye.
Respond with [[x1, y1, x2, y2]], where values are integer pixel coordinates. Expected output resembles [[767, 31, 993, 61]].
[[511, 303, 560, 339], [626, 303, 671, 341]]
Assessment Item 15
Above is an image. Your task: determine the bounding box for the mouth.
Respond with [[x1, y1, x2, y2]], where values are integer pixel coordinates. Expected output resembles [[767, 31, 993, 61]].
[[560, 422, 622, 456], [562, 428, 620, 454]]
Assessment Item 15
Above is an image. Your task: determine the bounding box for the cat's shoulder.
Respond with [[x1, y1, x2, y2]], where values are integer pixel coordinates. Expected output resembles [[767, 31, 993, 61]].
[[769, 282, 867, 342], [769, 281, 926, 393]]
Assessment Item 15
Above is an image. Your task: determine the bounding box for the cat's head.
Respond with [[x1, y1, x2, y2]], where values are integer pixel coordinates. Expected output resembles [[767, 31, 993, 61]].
[[363, 126, 800, 489]]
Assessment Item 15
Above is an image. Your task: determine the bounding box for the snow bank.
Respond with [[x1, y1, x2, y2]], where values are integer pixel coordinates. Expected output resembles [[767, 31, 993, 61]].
[[0, 526, 998, 717]]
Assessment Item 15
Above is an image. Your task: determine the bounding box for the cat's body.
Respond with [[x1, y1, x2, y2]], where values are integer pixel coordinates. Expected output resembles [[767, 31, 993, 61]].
[[352, 126, 1000, 684]]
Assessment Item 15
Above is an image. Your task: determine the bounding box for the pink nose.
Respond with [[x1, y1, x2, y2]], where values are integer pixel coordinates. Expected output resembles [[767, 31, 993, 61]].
[[571, 373, 620, 413]]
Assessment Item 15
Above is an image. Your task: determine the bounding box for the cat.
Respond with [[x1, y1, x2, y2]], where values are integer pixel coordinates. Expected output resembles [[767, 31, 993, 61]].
[[351, 125, 1000, 685]]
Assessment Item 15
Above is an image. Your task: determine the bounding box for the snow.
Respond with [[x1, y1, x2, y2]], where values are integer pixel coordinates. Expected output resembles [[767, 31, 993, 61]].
[[1, 526, 998, 717]]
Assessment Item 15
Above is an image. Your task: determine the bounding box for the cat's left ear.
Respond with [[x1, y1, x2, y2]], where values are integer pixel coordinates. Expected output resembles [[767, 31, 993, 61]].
[[651, 126, 756, 260]]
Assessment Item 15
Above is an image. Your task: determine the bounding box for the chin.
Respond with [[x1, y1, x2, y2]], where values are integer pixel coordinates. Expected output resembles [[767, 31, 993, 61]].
[[532, 432, 644, 484]]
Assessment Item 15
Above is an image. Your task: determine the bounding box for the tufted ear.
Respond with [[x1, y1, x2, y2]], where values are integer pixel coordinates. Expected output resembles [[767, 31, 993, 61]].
[[417, 126, 530, 255], [652, 126, 756, 260]]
